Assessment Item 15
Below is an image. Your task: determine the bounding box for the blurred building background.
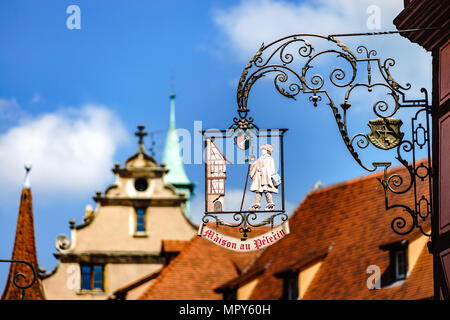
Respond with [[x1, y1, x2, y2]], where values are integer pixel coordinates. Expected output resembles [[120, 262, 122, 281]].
[[1, 0, 448, 300]]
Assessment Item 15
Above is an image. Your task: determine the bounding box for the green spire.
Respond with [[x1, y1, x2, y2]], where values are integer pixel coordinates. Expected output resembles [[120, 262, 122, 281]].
[[162, 93, 192, 186], [162, 93, 194, 218]]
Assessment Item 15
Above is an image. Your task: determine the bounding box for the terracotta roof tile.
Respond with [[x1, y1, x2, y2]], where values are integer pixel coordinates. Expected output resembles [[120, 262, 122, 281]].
[[161, 240, 189, 253], [138, 231, 259, 300], [139, 160, 432, 300], [242, 161, 432, 300]]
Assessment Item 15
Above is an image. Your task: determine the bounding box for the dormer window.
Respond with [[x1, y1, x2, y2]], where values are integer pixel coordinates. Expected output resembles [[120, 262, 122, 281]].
[[283, 273, 299, 300], [379, 240, 409, 286], [223, 288, 237, 300], [393, 247, 407, 280], [274, 248, 329, 300]]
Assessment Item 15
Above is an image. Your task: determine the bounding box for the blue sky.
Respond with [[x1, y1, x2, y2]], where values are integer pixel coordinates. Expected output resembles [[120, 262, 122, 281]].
[[0, 0, 431, 290]]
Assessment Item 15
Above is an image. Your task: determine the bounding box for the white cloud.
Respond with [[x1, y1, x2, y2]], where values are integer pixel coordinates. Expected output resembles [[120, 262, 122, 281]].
[[213, 0, 432, 106], [213, 0, 404, 60], [0, 104, 129, 196]]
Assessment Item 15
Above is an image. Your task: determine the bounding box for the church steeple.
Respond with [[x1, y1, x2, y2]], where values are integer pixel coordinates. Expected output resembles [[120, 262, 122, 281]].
[[2, 165, 45, 300], [162, 93, 194, 217]]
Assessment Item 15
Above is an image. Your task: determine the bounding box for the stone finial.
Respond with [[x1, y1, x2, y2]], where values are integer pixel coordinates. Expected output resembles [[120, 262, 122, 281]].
[[84, 204, 94, 220], [135, 125, 148, 151]]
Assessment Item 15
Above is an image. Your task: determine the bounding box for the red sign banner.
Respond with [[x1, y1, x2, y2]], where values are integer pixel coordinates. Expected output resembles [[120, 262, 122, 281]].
[[197, 221, 290, 252]]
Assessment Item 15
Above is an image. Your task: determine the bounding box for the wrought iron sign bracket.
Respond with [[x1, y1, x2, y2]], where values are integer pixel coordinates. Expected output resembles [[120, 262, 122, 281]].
[[231, 33, 433, 238]]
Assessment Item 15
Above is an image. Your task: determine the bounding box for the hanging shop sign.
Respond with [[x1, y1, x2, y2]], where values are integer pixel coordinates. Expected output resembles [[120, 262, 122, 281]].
[[198, 127, 289, 250]]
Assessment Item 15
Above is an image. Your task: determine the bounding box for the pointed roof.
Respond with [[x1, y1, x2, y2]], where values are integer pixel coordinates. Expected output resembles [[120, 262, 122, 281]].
[[206, 138, 232, 163], [162, 93, 192, 187], [2, 166, 45, 300]]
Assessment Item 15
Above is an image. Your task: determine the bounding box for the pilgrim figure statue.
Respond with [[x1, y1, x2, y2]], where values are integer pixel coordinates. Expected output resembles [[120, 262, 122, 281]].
[[249, 144, 278, 211]]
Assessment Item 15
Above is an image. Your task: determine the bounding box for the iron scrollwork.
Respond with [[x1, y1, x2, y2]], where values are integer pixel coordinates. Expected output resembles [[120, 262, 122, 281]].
[[0, 259, 38, 300], [232, 34, 432, 237]]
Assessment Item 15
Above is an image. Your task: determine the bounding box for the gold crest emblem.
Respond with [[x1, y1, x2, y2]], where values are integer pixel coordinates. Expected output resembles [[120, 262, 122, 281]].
[[367, 117, 404, 150]]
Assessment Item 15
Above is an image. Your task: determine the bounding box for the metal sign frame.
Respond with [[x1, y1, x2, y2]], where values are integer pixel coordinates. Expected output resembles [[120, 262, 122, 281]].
[[201, 128, 288, 240], [230, 33, 432, 238]]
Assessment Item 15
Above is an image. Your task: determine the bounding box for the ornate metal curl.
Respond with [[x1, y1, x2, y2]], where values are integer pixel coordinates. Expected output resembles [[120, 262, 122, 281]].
[[55, 234, 72, 252], [0, 259, 37, 300], [233, 34, 432, 237]]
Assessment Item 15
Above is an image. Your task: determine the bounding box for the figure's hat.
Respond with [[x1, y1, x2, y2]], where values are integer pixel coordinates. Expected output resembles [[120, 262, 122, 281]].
[[260, 144, 274, 153]]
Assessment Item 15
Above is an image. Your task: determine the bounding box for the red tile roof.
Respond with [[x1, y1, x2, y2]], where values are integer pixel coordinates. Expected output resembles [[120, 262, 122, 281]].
[[139, 161, 433, 300], [110, 269, 162, 300], [161, 240, 189, 253], [138, 225, 266, 300], [2, 188, 45, 300], [109, 240, 190, 299], [231, 162, 432, 300]]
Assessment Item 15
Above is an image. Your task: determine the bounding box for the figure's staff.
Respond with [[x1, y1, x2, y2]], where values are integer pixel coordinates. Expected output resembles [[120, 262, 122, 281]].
[[239, 146, 255, 212]]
